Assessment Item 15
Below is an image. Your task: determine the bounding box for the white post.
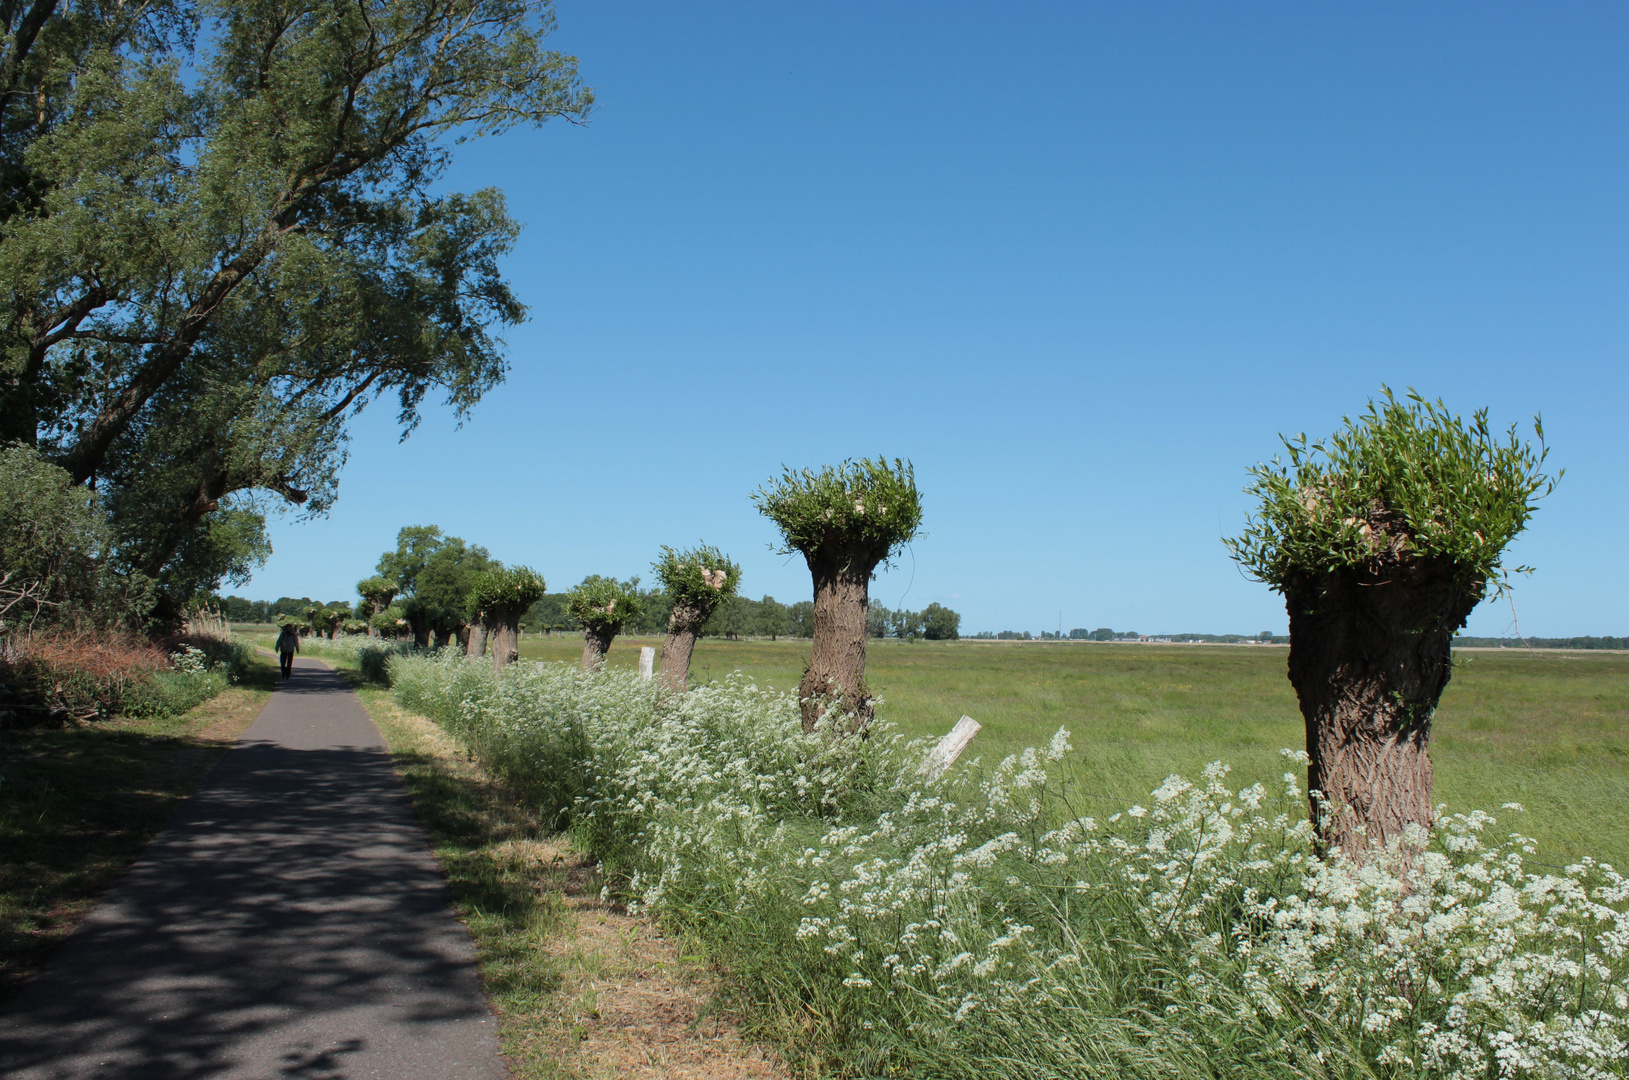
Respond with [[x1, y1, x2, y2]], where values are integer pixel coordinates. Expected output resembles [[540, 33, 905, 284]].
[[638, 646, 655, 681], [919, 715, 981, 781]]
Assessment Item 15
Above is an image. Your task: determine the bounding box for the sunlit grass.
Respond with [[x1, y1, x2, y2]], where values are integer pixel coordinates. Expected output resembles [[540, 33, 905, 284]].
[[518, 635, 1629, 867]]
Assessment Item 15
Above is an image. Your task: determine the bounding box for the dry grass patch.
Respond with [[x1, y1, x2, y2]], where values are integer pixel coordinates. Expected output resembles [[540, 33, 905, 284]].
[[357, 691, 787, 1080]]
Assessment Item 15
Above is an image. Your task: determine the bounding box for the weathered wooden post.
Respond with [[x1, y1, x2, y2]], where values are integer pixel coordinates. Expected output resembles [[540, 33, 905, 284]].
[[919, 715, 981, 781], [638, 646, 655, 680]]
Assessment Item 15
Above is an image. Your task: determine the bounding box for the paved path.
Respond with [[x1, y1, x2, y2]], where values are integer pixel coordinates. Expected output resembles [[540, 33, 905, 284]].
[[0, 657, 505, 1080]]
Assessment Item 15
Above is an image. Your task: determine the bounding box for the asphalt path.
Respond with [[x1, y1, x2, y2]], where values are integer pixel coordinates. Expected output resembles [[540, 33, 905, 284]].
[[0, 656, 505, 1079]]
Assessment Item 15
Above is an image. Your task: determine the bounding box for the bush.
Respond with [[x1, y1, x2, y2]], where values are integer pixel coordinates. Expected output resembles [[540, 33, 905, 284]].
[[388, 652, 1629, 1079], [0, 632, 249, 725]]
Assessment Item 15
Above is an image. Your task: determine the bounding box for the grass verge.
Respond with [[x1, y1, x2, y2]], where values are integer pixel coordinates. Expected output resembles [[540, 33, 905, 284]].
[[344, 670, 787, 1080], [0, 653, 275, 1004]]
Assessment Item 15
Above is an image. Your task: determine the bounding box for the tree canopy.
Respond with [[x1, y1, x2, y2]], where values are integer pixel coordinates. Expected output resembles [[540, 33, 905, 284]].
[[653, 544, 739, 619], [0, 2, 591, 613], [752, 457, 922, 572], [567, 575, 643, 634], [1225, 389, 1557, 595]]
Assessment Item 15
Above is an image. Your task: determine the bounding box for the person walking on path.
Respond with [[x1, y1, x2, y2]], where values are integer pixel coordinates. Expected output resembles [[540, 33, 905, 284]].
[[276, 622, 300, 680], [0, 657, 504, 1079]]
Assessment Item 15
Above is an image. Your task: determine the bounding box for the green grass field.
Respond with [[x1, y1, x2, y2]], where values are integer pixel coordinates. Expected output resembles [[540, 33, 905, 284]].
[[518, 634, 1629, 868]]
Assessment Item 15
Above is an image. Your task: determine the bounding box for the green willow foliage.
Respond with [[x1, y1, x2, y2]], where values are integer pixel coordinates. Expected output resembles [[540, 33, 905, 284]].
[[0, 1, 593, 605], [652, 544, 740, 614], [566, 576, 643, 634], [1225, 389, 1558, 592], [752, 456, 923, 567], [468, 565, 545, 610]]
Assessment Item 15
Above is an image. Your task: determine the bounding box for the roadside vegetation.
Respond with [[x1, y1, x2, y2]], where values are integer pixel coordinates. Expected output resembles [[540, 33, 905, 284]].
[[377, 649, 1627, 1078], [0, 653, 276, 1004]]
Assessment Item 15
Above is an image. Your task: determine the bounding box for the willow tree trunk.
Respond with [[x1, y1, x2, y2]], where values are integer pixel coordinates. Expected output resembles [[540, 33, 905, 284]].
[[491, 604, 520, 673], [1284, 561, 1483, 858], [466, 621, 488, 659], [799, 556, 873, 732], [659, 602, 704, 692], [432, 627, 451, 649], [580, 626, 614, 671], [409, 610, 430, 648]]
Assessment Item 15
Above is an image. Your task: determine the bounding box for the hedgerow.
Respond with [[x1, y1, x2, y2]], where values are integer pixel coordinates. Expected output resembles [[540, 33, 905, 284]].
[[386, 651, 1629, 1079]]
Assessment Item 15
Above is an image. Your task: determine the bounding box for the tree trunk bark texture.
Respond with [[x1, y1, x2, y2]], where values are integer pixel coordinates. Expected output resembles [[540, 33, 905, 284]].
[[432, 627, 450, 649], [799, 555, 873, 732], [581, 626, 614, 671], [466, 622, 488, 659], [409, 611, 430, 649], [659, 602, 703, 692], [1284, 562, 1483, 859], [490, 604, 520, 672]]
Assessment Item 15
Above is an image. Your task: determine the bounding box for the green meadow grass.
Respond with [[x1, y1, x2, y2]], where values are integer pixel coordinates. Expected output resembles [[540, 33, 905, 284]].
[[518, 634, 1629, 868]]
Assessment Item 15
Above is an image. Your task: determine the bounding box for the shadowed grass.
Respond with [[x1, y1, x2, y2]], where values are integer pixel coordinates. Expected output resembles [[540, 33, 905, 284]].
[[518, 636, 1629, 867], [0, 654, 276, 1004]]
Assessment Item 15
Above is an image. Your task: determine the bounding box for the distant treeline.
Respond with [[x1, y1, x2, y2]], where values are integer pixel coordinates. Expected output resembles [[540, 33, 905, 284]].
[[974, 629, 1286, 643], [221, 596, 354, 624], [1451, 636, 1628, 650]]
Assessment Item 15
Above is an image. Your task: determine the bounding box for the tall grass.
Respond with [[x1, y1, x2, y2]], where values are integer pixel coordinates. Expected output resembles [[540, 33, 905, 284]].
[[389, 651, 1629, 1079]]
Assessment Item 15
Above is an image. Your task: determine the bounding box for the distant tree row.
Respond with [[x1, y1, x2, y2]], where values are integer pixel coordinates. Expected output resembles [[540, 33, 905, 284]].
[[865, 603, 960, 640], [1449, 635, 1627, 650]]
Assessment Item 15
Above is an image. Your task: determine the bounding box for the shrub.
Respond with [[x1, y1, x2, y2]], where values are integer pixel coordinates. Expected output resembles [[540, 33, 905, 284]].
[[0, 632, 248, 724]]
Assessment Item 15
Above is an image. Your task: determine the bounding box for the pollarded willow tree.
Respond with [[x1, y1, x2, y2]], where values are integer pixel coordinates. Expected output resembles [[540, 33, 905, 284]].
[[468, 566, 545, 672], [356, 576, 398, 638], [754, 457, 923, 732], [652, 545, 740, 691], [567, 576, 643, 671], [1225, 389, 1557, 857]]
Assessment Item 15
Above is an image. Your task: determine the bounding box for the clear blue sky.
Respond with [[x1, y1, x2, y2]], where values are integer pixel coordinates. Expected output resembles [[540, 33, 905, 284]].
[[243, 0, 1627, 637]]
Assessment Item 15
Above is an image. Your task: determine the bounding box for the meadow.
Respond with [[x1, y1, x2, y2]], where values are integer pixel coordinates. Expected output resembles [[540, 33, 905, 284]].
[[518, 634, 1629, 868]]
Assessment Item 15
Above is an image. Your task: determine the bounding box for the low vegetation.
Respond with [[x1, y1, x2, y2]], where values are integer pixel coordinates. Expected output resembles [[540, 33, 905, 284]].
[[381, 649, 1629, 1079], [0, 653, 276, 1003]]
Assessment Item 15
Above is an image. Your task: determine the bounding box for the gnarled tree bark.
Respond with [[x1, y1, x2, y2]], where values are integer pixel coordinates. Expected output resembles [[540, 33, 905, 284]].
[[658, 601, 703, 692], [490, 603, 521, 673], [799, 555, 873, 732], [1285, 559, 1483, 857], [581, 626, 614, 671], [466, 620, 488, 659]]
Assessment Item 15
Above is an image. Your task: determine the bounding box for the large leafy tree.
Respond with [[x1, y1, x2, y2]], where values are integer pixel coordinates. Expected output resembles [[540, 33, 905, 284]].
[[374, 524, 492, 646], [0, 2, 591, 616], [1226, 389, 1556, 859]]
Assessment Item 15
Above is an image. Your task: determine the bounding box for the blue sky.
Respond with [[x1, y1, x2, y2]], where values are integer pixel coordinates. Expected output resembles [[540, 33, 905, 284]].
[[243, 1, 1627, 637]]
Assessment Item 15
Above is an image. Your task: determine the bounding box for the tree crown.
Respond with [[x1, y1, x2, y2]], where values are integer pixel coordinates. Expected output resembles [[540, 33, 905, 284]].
[[566, 575, 642, 633], [356, 575, 398, 606], [469, 565, 546, 612], [1225, 388, 1558, 593], [653, 544, 740, 615], [752, 456, 922, 570]]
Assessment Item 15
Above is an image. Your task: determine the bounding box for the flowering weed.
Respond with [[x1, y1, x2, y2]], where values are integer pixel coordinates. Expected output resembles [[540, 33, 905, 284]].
[[389, 652, 1629, 1078]]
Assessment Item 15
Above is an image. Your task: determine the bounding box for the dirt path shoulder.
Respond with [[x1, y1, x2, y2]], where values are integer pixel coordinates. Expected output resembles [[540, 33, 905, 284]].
[[358, 689, 789, 1080]]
